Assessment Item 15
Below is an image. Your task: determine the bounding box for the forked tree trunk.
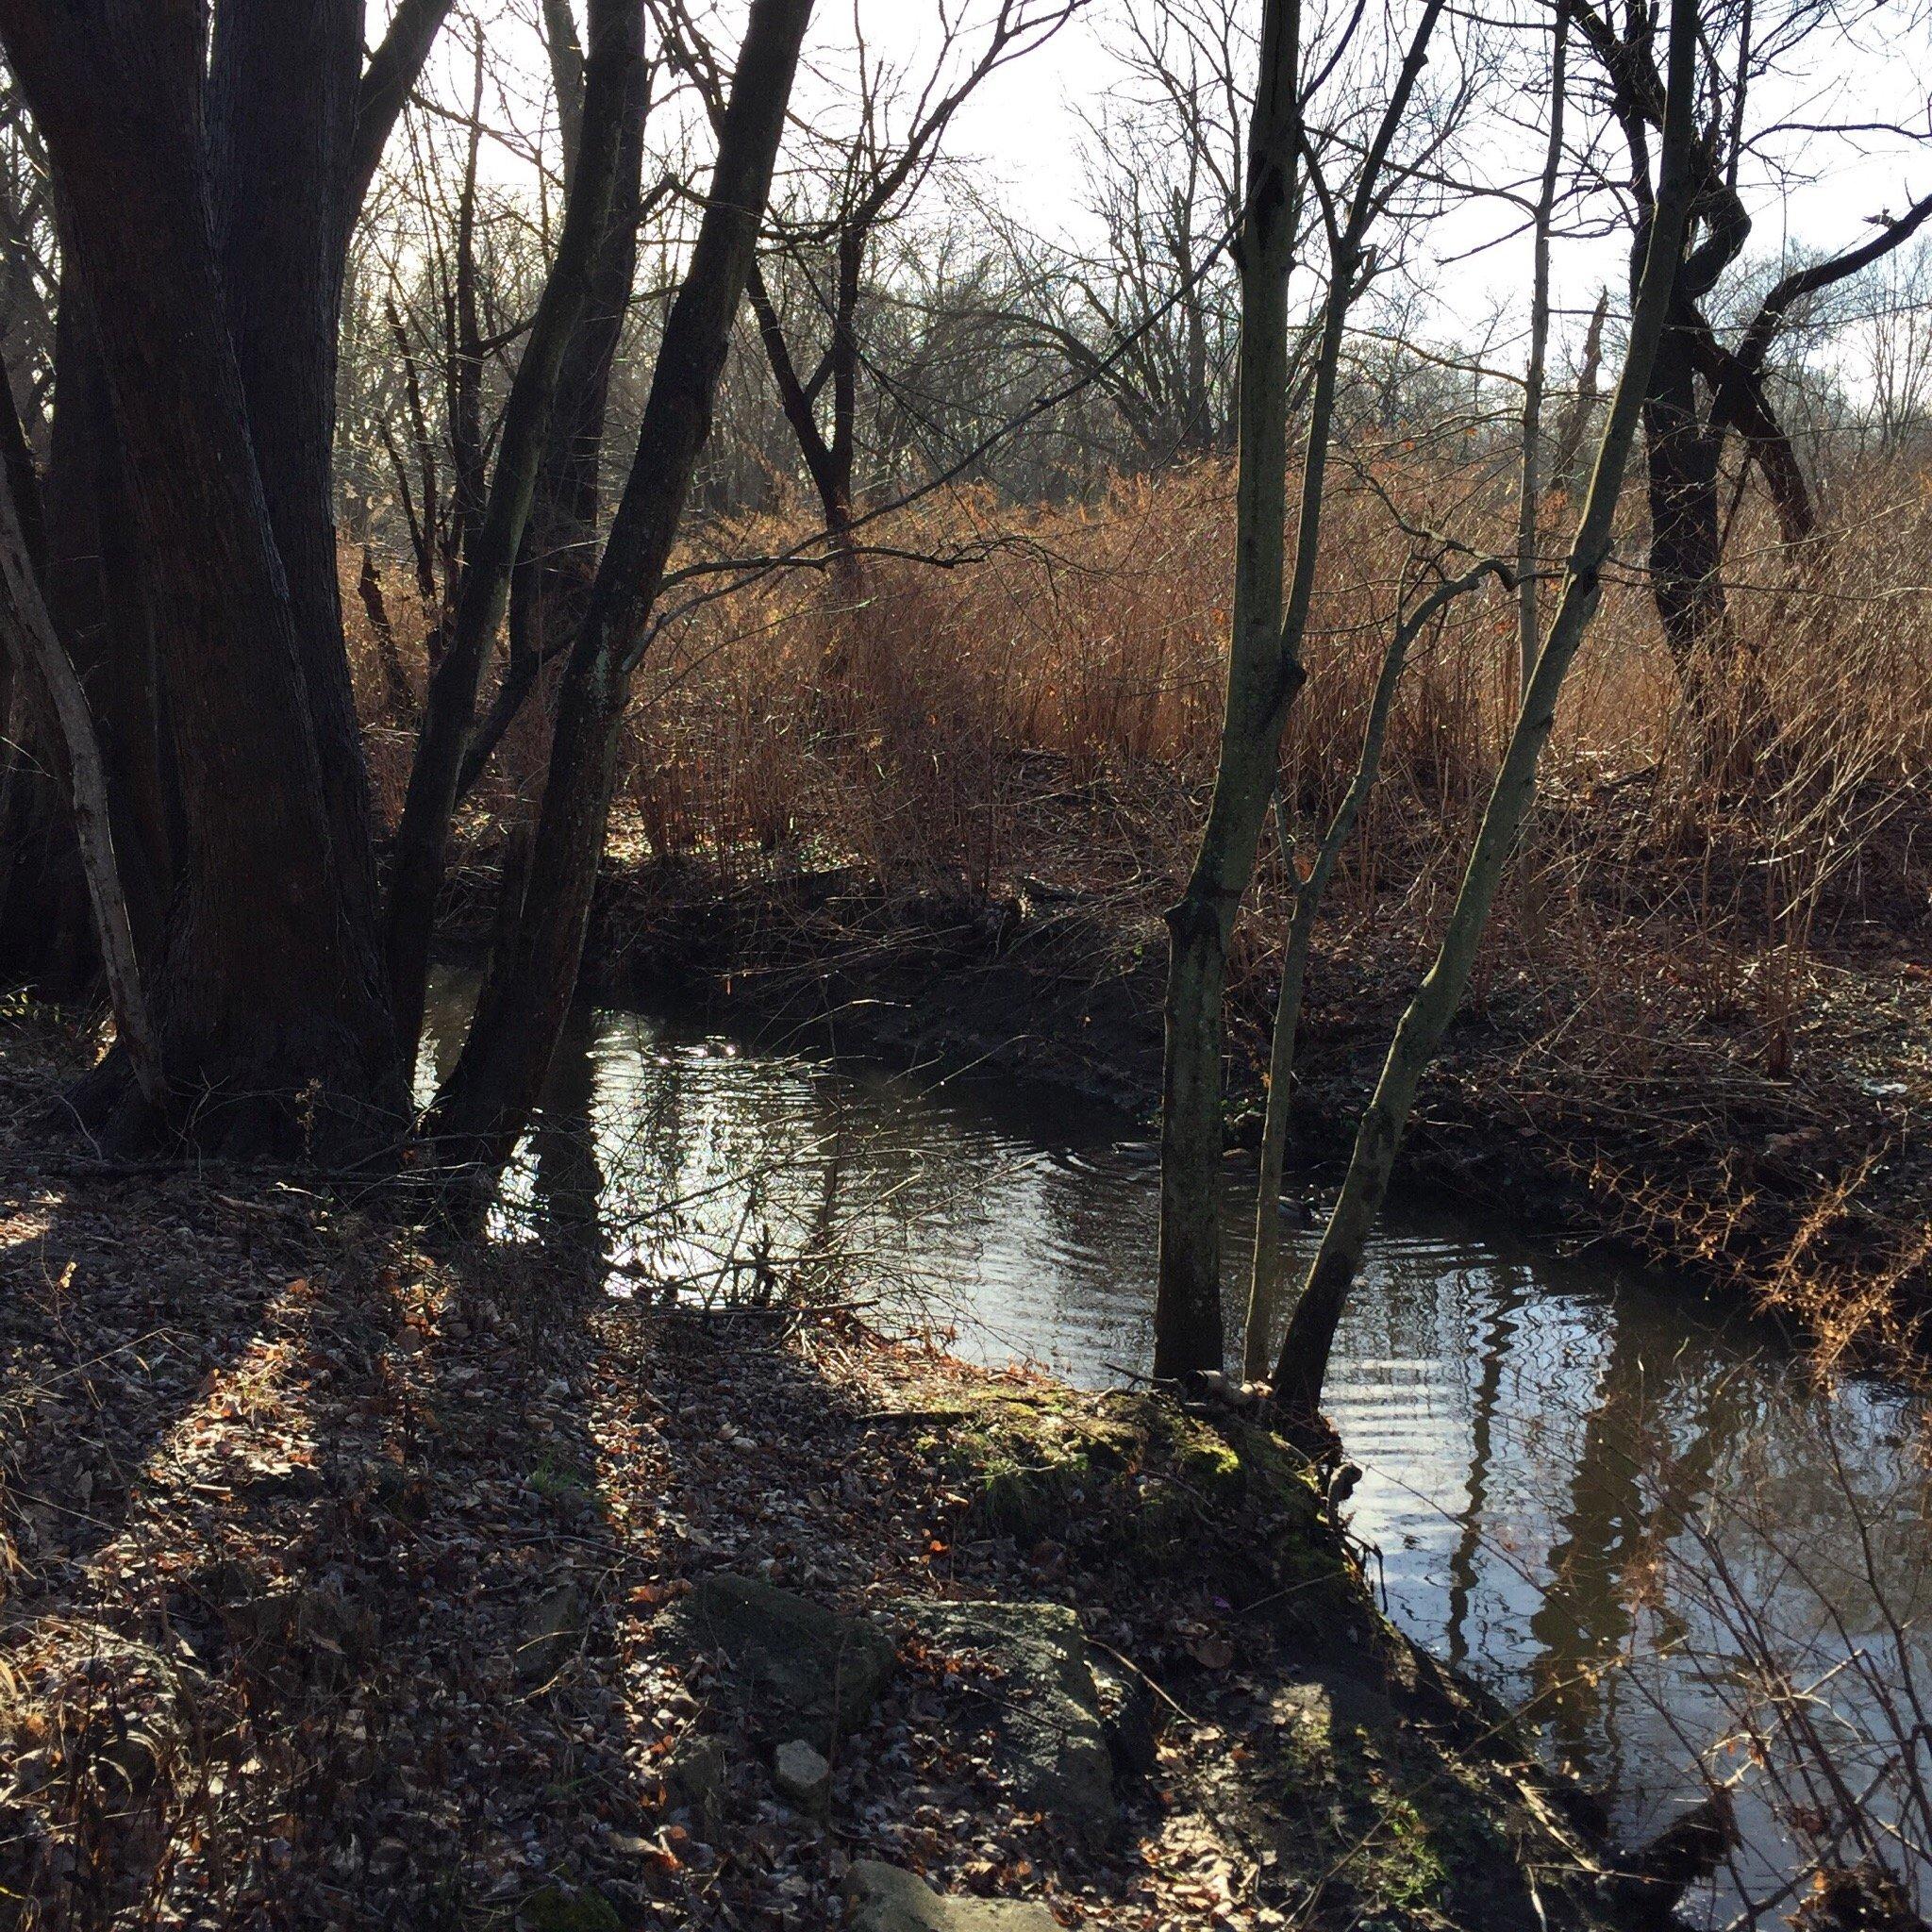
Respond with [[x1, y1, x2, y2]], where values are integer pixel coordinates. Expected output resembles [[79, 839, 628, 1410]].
[[0, 0, 404, 1154], [1154, 0, 1303, 1382], [384, 0, 643, 1065], [458, 8, 651, 797], [1156, 0, 1449, 1380], [428, 0, 815, 1185], [1270, 0, 1700, 1423]]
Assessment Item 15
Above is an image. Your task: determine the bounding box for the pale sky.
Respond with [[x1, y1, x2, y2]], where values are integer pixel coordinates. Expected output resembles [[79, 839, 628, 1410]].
[[413, 0, 1932, 375]]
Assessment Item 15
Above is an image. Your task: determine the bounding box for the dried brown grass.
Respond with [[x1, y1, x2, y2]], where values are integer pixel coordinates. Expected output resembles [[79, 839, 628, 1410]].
[[342, 451, 1932, 1355]]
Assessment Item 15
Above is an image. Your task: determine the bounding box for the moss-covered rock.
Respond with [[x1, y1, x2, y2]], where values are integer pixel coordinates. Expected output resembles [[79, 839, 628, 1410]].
[[928, 1381, 1337, 1587]]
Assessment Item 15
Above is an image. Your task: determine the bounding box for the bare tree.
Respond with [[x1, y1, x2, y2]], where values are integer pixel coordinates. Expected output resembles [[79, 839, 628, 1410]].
[[428, 0, 814, 1188], [1156, 0, 1460, 1379], [1271, 0, 1702, 1424]]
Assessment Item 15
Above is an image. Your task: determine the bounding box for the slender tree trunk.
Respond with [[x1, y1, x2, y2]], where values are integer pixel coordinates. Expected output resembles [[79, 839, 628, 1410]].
[[461, 19, 650, 798], [745, 263, 862, 589], [1155, 0, 1303, 1381], [1241, 559, 1507, 1381], [1271, 0, 1699, 1423], [43, 271, 172, 977], [429, 0, 814, 1185], [0, 408, 160, 1109], [1518, 0, 1567, 692], [1157, 0, 1450, 1380], [1549, 289, 1607, 497], [384, 0, 642, 1066]]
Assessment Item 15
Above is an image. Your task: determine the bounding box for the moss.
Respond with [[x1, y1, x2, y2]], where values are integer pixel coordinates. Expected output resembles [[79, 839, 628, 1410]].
[[520, 1886, 622, 1932], [1174, 1435, 1243, 1500], [929, 1383, 1348, 1595]]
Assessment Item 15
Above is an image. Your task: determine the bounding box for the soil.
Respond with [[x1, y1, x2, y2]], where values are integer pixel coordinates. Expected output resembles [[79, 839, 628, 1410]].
[[0, 1010, 1649, 1932]]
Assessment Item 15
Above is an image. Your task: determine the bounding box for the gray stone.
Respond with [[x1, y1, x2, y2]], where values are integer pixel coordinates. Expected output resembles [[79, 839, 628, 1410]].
[[664, 1732, 727, 1839], [773, 1737, 831, 1813], [901, 1600, 1116, 1845], [515, 1581, 586, 1687], [843, 1860, 1059, 1931], [673, 1573, 894, 1743]]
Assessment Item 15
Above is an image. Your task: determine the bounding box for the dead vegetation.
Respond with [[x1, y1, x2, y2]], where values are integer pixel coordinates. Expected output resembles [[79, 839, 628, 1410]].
[[347, 454, 1932, 1366]]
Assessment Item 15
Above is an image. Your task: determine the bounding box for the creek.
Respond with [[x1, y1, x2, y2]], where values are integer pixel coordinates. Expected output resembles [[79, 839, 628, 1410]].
[[421, 973, 1932, 1919]]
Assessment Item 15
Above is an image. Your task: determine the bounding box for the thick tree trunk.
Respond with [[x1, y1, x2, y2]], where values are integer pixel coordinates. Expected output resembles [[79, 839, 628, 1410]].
[[0, 0, 404, 1153], [1271, 0, 1699, 1423], [1641, 324, 1728, 683], [430, 0, 814, 1187], [208, 0, 379, 929]]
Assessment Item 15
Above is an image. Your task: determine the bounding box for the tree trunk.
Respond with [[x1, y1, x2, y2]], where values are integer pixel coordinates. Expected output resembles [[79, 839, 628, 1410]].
[[430, 0, 814, 1188], [1155, 0, 1303, 1382], [1642, 325, 1728, 684], [384, 0, 643, 1065], [1241, 559, 1507, 1381], [1517, 0, 1567, 692], [208, 0, 379, 929], [0, 393, 161, 1109], [459, 18, 651, 798], [1271, 0, 1699, 1423], [0, 0, 405, 1154]]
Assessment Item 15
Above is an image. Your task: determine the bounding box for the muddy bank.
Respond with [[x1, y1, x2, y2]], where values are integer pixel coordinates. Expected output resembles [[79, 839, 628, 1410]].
[[444, 850, 1932, 1366], [0, 1021, 1665, 1930]]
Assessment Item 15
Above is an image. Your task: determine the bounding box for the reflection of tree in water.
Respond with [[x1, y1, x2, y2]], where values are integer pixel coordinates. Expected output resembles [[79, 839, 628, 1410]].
[[1526, 1316, 1750, 1794], [1446, 1267, 1530, 1670]]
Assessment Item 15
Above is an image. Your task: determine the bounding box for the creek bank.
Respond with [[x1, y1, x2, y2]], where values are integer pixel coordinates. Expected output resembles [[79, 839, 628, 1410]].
[[443, 849, 1931, 1369], [0, 1022, 1658, 1928]]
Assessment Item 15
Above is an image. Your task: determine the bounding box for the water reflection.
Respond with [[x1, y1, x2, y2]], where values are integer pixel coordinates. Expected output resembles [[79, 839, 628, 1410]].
[[420, 974, 1932, 1911]]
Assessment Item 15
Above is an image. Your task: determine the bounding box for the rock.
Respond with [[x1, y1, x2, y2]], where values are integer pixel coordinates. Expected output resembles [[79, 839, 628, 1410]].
[[843, 1860, 1058, 1931], [901, 1600, 1115, 1845], [672, 1573, 893, 1744], [520, 1885, 622, 1932], [773, 1737, 830, 1814], [515, 1581, 585, 1687], [664, 1733, 727, 1839]]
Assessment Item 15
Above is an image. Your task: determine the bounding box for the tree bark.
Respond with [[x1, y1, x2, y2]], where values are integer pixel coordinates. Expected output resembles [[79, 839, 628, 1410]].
[[0, 397, 161, 1109], [1154, 0, 1303, 1383], [1156, 0, 1449, 1381], [1271, 0, 1699, 1423], [430, 0, 814, 1187], [459, 16, 652, 798], [384, 0, 643, 1065], [1517, 0, 1567, 693], [0, 0, 405, 1153], [208, 0, 378, 928]]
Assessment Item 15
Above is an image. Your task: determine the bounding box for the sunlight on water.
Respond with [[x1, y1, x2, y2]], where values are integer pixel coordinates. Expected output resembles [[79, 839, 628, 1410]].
[[420, 971, 1932, 1914]]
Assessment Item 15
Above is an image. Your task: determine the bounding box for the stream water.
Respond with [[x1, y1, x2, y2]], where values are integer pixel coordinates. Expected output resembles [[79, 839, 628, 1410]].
[[421, 973, 1932, 1917]]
